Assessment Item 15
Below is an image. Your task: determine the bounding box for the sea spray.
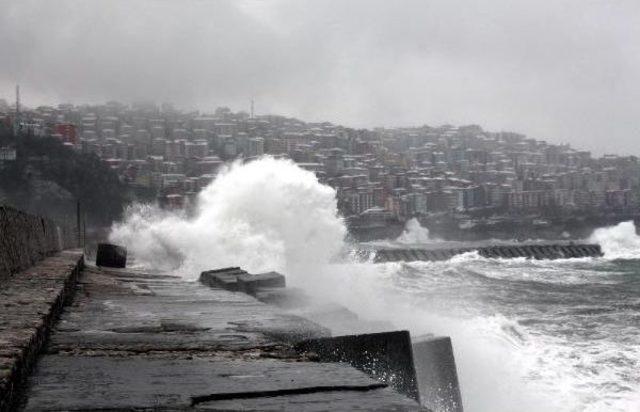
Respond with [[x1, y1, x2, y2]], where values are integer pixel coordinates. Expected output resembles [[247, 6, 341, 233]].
[[110, 157, 346, 277], [396, 218, 433, 244], [589, 220, 640, 260], [300, 259, 563, 412]]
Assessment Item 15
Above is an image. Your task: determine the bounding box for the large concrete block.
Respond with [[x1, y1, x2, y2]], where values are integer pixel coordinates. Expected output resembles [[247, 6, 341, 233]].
[[237, 271, 286, 295], [95, 243, 127, 268], [199, 267, 247, 291], [412, 335, 463, 412], [295, 330, 420, 402], [200, 269, 286, 295]]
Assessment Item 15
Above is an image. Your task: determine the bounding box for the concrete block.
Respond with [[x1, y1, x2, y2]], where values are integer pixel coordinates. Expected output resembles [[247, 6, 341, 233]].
[[201, 266, 242, 274], [199, 268, 247, 291], [590, 244, 604, 256], [95, 244, 127, 268], [253, 287, 308, 308], [295, 330, 420, 402], [513, 247, 526, 257], [237, 271, 286, 295], [412, 335, 463, 412]]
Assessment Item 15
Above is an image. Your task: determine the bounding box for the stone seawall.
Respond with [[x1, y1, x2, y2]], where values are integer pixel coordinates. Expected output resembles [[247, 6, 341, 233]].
[[0, 250, 84, 412], [0, 206, 77, 281], [375, 243, 604, 262]]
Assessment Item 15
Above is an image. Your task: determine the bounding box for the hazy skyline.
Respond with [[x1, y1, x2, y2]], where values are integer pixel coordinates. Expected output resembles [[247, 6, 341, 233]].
[[1, 0, 639, 156]]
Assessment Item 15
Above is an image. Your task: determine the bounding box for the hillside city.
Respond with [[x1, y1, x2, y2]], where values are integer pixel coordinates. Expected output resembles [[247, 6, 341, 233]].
[[1, 98, 639, 236]]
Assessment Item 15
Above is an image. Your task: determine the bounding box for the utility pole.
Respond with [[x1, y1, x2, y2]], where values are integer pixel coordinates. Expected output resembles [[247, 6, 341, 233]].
[[76, 200, 81, 247], [14, 84, 20, 137]]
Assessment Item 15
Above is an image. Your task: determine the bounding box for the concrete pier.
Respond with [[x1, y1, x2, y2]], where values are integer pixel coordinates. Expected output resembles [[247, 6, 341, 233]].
[[375, 243, 604, 263], [18, 265, 427, 411]]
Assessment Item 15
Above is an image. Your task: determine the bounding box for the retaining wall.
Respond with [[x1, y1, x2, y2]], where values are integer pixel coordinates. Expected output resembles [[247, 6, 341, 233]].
[[0, 205, 77, 281]]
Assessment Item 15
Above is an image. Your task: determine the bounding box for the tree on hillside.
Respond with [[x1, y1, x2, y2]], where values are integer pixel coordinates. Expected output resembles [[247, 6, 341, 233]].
[[0, 125, 130, 226]]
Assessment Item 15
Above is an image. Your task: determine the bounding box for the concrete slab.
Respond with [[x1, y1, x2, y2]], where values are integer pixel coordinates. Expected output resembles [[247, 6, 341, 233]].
[[45, 267, 327, 354], [22, 265, 427, 411], [196, 387, 426, 411], [199, 267, 247, 291], [237, 271, 286, 295], [24, 356, 400, 411]]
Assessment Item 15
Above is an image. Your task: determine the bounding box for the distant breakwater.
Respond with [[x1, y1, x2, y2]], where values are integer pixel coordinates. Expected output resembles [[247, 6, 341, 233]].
[[374, 243, 603, 262]]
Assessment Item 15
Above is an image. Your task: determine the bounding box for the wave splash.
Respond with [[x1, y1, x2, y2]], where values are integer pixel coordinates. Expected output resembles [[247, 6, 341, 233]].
[[110, 157, 346, 278], [396, 218, 433, 244], [589, 220, 640, 259]]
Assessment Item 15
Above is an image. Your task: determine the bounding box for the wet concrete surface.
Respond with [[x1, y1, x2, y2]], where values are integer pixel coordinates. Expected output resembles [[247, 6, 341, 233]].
[[0, 250, 83, 412], [21, 265, 427, 411]]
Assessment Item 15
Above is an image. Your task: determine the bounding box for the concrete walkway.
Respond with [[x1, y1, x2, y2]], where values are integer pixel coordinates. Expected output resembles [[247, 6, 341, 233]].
[[0, 251, 83, 412], [21, 265, 426, 411]]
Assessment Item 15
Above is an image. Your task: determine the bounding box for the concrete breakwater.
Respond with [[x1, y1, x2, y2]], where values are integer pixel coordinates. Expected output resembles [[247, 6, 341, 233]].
[[21, 264, 429, 411], [374, 243, 604, 262], [201, 267, 464, 412]]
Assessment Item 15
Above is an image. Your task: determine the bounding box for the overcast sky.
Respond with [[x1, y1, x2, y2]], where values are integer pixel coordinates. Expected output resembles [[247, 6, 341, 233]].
[[1, 0, 639, 156]]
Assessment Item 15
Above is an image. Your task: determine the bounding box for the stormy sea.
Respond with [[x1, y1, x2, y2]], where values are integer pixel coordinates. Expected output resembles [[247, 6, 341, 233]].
[[356, 220, 640, 412], [110, 157, 640, 412]]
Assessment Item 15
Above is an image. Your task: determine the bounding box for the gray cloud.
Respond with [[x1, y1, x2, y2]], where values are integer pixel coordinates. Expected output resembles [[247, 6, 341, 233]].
[[1, 0, 639, 155]]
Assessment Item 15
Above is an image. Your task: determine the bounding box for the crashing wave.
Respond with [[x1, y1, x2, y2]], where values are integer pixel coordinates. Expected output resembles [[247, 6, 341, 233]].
[[110, 157, 346, 278], [396, 218, 433, 244], [589, 221, 640, 260]]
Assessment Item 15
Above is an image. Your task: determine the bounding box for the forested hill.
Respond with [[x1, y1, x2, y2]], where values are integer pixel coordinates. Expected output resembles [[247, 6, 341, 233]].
[[0, 125, 129, 226]]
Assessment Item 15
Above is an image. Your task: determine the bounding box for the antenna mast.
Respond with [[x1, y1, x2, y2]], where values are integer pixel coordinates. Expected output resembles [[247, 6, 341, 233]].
[[14, 84, 20, 137]]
